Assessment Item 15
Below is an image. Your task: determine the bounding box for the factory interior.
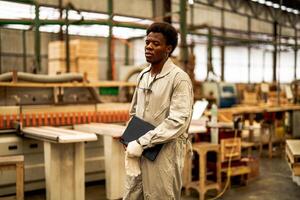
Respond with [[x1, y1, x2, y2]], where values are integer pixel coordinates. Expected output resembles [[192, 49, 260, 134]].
[[0, 0, 300, 200]]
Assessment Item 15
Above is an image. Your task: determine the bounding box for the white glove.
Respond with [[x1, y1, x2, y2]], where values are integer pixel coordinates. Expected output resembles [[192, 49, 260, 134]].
[[127, 140, 143, 157], [125, 152, 141, 177]]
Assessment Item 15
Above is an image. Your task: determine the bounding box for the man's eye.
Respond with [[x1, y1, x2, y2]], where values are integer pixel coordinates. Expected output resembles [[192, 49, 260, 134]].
[[153, 42, 159, 46]]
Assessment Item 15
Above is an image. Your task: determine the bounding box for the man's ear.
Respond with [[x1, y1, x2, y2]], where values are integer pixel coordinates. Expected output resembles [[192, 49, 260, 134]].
[[166, 45, 172, 56]]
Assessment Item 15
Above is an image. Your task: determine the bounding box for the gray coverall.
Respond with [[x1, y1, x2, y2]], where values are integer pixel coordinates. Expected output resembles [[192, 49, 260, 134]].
[[124, 58, 194, 200]]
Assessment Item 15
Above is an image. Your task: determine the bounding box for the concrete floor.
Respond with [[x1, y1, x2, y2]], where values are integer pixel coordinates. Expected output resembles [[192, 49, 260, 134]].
[[22, 151, 300, 200]]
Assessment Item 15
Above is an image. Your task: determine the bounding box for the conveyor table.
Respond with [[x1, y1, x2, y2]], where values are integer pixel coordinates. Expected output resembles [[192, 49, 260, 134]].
[[22, 126, 97, 200], [74, 123, 126, 199]]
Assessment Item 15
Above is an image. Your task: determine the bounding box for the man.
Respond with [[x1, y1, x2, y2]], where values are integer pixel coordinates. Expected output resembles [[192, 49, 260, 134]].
[[124, 22, 194, 200]]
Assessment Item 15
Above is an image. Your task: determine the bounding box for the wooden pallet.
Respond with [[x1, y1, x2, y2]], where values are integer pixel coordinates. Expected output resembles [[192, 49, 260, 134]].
[[286, 140, 300, 176]]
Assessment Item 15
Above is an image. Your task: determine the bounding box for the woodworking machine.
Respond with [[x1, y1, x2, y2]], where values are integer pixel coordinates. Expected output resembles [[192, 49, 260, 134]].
[[0, 72, 131, 195]]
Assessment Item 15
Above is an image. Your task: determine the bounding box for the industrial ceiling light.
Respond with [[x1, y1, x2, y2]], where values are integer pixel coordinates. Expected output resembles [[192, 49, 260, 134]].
[[265, 1, 273, 7], [5, 25, 31, 30], [81, 12, 108, 20], [272, 3, 280, 9], [113, 15, 152, 25], [258, 0, 266, 4], [293, 10, 299, 14], [188, 0, 194, 5], [286, 8, 293, 13], [281, 5, 287, 11]]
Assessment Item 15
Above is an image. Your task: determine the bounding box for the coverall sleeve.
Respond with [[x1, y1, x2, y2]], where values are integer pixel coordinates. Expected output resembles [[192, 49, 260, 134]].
[[138, 76, 194, 149]]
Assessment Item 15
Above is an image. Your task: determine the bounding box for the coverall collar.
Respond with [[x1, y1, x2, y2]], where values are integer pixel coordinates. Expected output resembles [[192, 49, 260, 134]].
[[140, 58, 175, 79]]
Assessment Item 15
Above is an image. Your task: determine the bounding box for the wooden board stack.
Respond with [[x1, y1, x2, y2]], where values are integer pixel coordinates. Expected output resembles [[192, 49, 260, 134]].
[[48, 39, 99, 82], [286, 140, 300, 186]]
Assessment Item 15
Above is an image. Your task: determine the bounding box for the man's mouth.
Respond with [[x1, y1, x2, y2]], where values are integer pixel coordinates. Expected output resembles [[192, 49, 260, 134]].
[[145, 52, 153, 56]]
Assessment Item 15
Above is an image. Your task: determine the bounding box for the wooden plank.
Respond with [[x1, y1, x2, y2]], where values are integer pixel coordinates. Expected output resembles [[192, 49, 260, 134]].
[[0, 81, 136, 88], [70, 39, 99, 58], [16, 162, 24, 200], [22, 127, 97, 143], [0, 155, 24, 165], [48, 59, 76, 75], [0, 196, 16, 200], [74, 143, 85, 200], [0, 106, 20, 115], [74, 123, 125, 137], [21, 105, 96, 114], [286, 145, 295, 164], [292, 164, 300, 176], [286, 140, 300, 157]]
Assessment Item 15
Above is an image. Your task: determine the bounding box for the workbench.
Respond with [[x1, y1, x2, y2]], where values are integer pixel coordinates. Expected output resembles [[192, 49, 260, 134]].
[[218, 104, 300, 157], [22, 126, 97, 200]]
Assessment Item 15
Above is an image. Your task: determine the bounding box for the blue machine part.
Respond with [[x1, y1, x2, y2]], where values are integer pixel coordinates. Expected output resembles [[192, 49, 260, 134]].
[[219, 84, 237, 108], [202, 82, 237, 108]]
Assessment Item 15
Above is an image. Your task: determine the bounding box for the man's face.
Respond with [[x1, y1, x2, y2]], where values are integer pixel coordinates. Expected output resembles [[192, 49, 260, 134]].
[[144, 32, 172, 64]]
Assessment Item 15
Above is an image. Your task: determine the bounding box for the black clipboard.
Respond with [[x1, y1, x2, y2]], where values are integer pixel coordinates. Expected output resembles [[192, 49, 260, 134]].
[[119, 116, 163, 161]]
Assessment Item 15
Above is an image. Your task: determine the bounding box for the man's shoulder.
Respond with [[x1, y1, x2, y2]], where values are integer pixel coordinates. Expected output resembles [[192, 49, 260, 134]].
[[171, 64, 192, 83]]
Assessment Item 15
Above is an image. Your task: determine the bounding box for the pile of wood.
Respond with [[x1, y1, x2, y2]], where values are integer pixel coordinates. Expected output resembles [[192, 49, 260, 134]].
[[48, 39, 99, 82]]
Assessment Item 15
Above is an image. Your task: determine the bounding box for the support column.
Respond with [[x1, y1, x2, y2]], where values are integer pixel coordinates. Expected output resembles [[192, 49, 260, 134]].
[[247, 16, 251, 83], [206, 28, 213, 80], [220, 0, 225, 81], [272, 22, 278, 82], [34, 3, 41, 73], [65, 5, 70, 73], [103, 135, 125, 199], [153, 0, 171, 22], [294, 29, 298, 80], [22, 30, 27, 72], [107, 0, 113, 80], [44, 142, 85, 200], [179, 0, 188, 71], [0, 28, 2, 74], [163, 0, 172, 23], [125, 41, 130, 65]]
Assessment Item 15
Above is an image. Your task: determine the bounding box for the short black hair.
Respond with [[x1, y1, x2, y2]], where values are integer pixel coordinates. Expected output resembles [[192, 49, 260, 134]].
[[146, 22, 178, 55]]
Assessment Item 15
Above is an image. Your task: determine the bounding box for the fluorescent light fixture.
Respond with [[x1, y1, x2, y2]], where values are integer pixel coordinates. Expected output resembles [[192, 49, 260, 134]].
[[273, 3, 280, 9], [265, 1, 273, 6], [113, 26, 145, 39], [39, 25, 61, 33], [5, 24, 31, 30], [66, 25, 109, 37], [281, 5, 287, 11], [81, 11, 108, 20], [67, 10, 82, 20], [258, 0, 265, 4], [293, 10, 299, 14], [286, 8, 293, 13], [188, 0, 194, 5], [251, 0, 258, 2], [39, 7, 60, 20], [0, 1, 34, 19], [0, 0, 149, 38], [113, 15, 153, 25]]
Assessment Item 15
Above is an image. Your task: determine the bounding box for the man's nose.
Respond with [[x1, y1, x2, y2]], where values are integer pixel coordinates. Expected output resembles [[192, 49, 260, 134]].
[[146, 43, 153, 49]]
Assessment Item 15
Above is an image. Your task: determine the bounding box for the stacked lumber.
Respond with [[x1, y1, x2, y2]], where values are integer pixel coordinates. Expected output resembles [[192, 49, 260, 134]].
[[48, 39, 99, 82]]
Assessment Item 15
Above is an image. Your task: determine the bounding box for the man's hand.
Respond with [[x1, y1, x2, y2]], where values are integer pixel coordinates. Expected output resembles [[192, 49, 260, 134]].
[[127, 140, 143, 157]]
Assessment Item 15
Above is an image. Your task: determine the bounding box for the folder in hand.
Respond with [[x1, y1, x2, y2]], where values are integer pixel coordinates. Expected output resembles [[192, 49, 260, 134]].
[[119, 116, 163, 161]]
